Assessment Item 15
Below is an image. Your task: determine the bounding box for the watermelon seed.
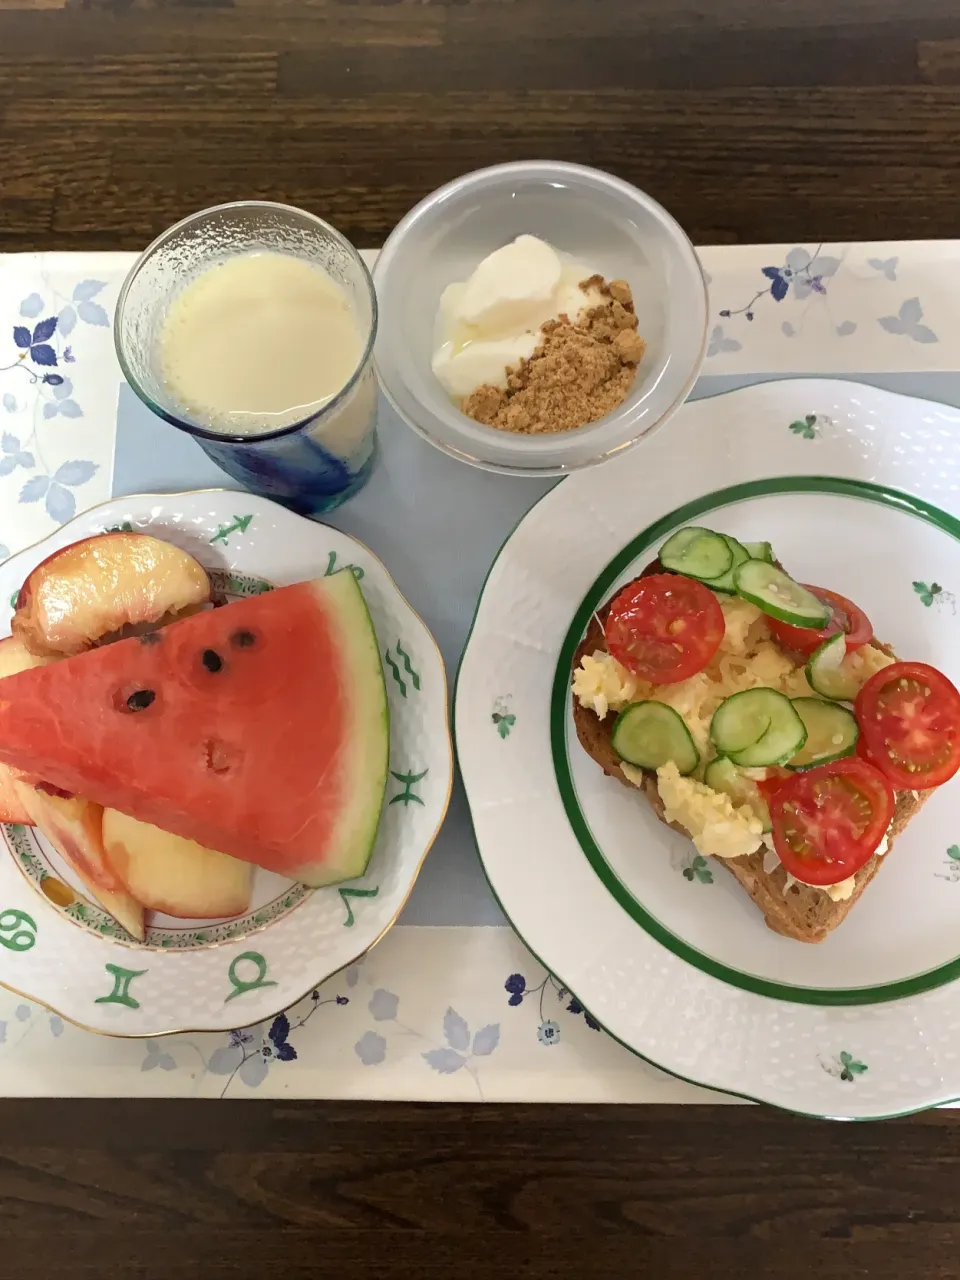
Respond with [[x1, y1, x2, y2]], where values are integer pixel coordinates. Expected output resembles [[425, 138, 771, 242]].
[[231, 629, 256, 649], [138, 631, 162, 646], [201, 649, 224, 673], [126, 689, 156, 712]]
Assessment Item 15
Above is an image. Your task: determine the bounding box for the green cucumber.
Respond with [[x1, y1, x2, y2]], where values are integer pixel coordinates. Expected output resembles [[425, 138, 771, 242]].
[[734, 560, 831, 629], [710, 688, 807, 768], [788, 698, 859, 770], [659, 527, 732, 582], [611, 701, 699, 775], [703, 757, 772, 831], [702, 534, 751, 595], [806, 633, 859, 702], [742, 541, 775, 564]]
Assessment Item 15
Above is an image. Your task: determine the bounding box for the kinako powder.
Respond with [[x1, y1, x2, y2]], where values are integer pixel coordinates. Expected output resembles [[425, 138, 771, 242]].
[[461, 276, 645, 435]]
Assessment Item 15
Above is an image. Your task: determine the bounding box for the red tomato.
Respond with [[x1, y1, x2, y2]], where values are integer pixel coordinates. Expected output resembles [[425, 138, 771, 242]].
[[767, 586, 873, 657], [855, 734, 877, 765], [769, 758, 895, 886], [855, 661, 960, 790], [756, 771, 790, 800], [604, 574, 725, 685]]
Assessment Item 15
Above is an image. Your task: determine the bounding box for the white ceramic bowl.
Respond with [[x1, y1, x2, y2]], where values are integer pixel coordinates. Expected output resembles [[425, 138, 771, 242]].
[[373, 162, 708, 477]]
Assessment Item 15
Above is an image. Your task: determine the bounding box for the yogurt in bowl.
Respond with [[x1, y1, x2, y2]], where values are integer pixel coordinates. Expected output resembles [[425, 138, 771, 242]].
[[430, 234, 605, 400], [372, 162, 708, 477]]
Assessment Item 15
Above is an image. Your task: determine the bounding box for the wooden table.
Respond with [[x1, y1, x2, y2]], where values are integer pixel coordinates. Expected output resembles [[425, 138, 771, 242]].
[[3, 2, 960, 1275]]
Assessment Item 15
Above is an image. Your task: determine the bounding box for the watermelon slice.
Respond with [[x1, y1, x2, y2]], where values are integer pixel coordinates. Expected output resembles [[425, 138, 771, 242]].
[[0, 571, 389, 887], [0, 636, 50, 822]]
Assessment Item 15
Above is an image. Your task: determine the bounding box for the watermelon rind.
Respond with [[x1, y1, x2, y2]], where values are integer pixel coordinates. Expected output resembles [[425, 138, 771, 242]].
[[297, 569, 390, 888]]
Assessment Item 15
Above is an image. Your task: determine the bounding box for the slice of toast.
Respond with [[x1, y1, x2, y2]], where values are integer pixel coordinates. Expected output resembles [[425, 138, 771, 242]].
[[571, 575, 928, 943]]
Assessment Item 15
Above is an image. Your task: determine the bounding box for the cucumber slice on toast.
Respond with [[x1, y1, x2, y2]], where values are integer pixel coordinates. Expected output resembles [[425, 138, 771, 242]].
[[806, 633, 859, 701], [702, 534, 751, 595], [611, 701, 700, 775], [703, 757, 773, 831], [734, 560, 831, 629], [742, 541, 775, 564], [787, 698, 859, 770], [710, 687, 807, 768], [659, 527, 733, 582]]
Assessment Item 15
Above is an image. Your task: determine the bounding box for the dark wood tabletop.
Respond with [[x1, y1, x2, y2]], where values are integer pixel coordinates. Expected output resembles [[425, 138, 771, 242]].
[[4, 2, 960, 1276], [4, 0, 960, 252]]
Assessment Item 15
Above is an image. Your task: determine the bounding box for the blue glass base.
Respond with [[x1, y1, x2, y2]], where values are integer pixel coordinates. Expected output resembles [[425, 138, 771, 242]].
[[276, 446, 377, 516], [194, 424, 378, 517]]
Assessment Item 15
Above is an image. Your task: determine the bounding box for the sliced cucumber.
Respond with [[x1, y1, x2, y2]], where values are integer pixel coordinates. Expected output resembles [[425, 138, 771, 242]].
[[742, 540, 775, 564], [788, 698, 859, 770], [710, 688, 807, 768], [702, 534, 751, 595], [659, 526, 733, 582], [703, 757, 772, 831], [611, 701, 700, 775], [806, 633, 859, 702], [734, 560, 831, 629]]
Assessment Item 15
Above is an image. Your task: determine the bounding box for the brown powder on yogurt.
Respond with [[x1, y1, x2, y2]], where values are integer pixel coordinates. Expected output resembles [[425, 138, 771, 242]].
[[461, 276, 645, 435]]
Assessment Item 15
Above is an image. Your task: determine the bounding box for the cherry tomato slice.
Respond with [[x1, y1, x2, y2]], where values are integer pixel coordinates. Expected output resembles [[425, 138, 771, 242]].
[[604, 574, 725, 686], [855, 734, 877, 765], [855, 661, 960, 790], [769, 758, 895, 886], [767, 586, 873, 657], [755, 770, 790, 800]]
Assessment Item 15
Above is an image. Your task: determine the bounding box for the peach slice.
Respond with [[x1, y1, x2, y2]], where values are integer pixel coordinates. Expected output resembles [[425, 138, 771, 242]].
[[102, 809, 253, 920], [0, 769, 29, 825], [13, 782, 145, 941], [0, 636, 51, 823], [12, 532, 211, 657]]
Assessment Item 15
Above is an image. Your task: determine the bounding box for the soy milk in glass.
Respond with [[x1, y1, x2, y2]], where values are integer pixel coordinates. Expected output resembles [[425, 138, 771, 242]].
[[115, 202, 378, 515]]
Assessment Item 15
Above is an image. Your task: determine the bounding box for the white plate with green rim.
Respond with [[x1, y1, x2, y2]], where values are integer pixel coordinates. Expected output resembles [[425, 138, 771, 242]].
[[456, 378, 960, 1119], [0, 491, 452, 1037]]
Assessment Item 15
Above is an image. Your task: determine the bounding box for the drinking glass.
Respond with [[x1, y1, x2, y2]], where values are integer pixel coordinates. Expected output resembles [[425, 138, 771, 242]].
[[115, 201, 378, 516]]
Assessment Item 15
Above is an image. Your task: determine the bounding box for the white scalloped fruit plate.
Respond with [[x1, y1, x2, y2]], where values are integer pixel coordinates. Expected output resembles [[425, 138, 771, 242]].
[[0, 491, 452, 1037]]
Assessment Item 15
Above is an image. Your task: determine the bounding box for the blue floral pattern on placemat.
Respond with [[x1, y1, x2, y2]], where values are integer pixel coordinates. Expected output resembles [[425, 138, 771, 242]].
[[503, 970, 600, 1047], [206, 990, 350, 1097], [348, 975, 501, 1097], [878, 297, 938, 344], [711, 238, 952, 350], [706, 243, 948, 359], [713, 244, 860, 346], [0, 279, 108, 529]]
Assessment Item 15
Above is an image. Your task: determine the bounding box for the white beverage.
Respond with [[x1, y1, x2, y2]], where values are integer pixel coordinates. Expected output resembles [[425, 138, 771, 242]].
[[158, 251, 364, 436]]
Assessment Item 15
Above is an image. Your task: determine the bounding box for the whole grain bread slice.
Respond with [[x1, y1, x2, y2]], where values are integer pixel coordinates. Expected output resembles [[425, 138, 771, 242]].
[[571, 580, 927, 944]]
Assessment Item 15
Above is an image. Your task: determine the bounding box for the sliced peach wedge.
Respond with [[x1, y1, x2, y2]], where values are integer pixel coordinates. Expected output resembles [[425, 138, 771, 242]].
[[2, 621, 144, 937], [0, 769, 29, 826], [13, 782, 145, 941], [0, 641, 140, 932], [13, 532, 211, 658], [101, 810, 253, 920]]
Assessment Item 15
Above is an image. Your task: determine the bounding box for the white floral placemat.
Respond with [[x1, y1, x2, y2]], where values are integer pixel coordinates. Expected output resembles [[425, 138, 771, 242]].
[[1, 241, 959, 1101]]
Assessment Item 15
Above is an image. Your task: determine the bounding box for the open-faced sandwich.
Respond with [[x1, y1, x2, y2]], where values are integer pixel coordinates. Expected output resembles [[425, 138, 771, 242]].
[[571, 526, 960, 943]]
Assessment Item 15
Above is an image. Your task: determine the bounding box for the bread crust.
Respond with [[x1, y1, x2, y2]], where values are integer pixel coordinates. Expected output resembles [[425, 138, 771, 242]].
[[571, 575, 928, 943]]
